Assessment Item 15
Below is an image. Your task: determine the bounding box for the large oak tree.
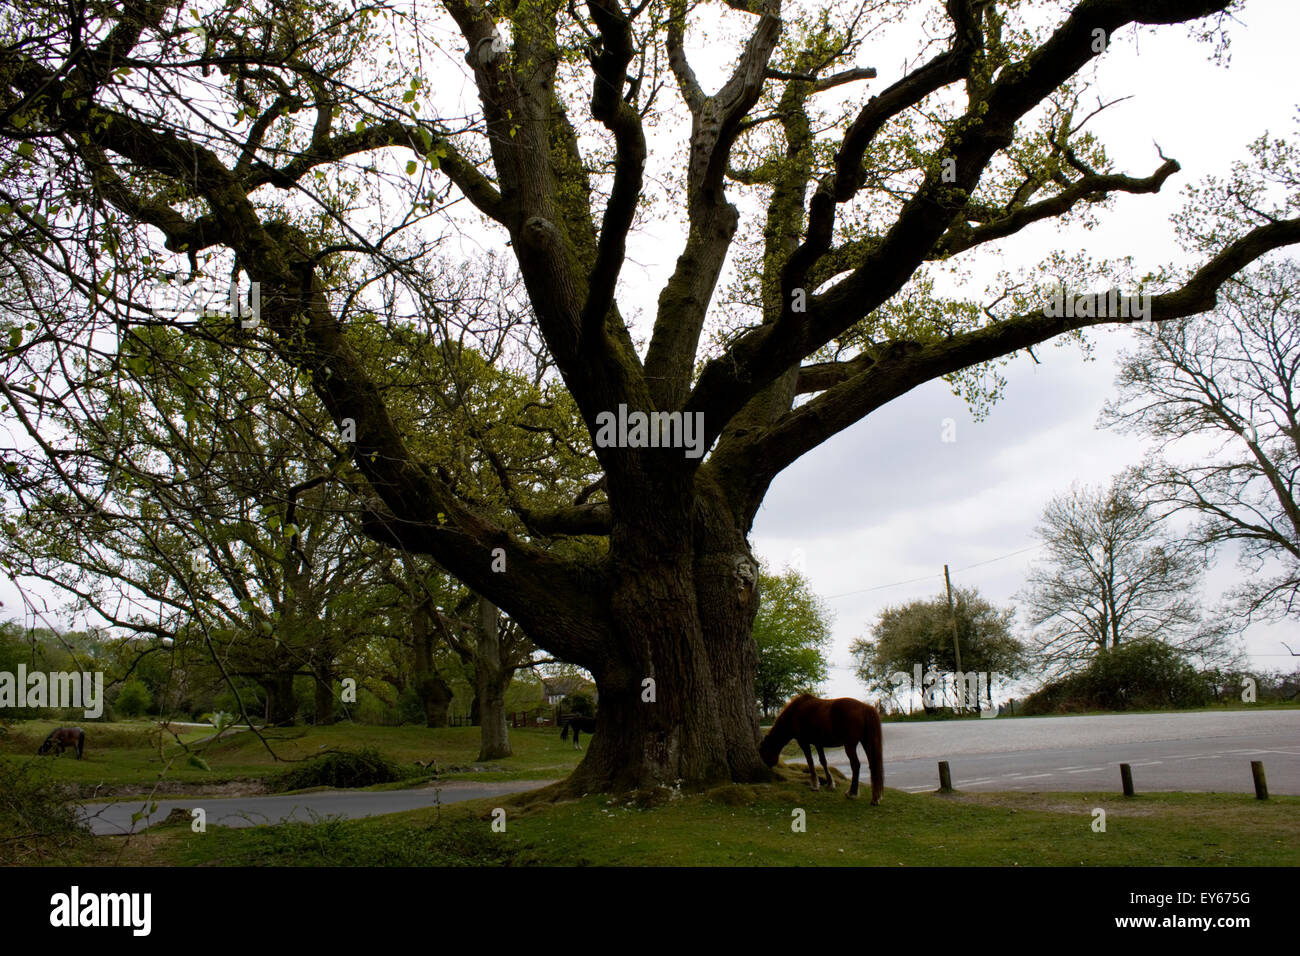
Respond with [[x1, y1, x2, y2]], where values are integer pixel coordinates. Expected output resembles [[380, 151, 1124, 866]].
[[3, 0, 1298, 794]]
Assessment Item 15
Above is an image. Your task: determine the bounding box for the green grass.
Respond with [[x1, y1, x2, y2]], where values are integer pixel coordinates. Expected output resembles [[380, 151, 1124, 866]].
[[0, 719, 583, 794], [9, 713, 1297, 867], [96, 769, 1300, 867]]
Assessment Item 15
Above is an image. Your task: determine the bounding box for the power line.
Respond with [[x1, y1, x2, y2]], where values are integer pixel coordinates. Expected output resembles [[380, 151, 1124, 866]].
[[824, 544, 1041, 600], [951, 544, 1042, 574]]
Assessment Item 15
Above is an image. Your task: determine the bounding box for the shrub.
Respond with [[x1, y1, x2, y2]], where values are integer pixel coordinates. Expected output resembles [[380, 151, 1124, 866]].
[[561, 692, 594, 717], [0, 756, 90, 864], [275, 747, 416, 791], [115, 679, 153, 717], [1023, 640, 1212, 714]]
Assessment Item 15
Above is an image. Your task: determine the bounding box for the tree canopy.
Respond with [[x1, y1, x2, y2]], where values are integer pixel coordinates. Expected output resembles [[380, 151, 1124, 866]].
[[752, 565, 831, 717], [851, 585, 1024, 711]]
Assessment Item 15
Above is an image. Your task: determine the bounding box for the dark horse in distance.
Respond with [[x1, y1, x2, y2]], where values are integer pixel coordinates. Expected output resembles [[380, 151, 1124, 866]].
[[37, 727, 86, 759], [559, 714, 597, 749], [759, 695, 883, 804]]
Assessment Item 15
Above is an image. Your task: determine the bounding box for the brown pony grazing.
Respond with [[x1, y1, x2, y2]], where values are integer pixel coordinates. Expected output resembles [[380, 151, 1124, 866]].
[[37, 727, 86, 759], [759, 695, 883, 805]]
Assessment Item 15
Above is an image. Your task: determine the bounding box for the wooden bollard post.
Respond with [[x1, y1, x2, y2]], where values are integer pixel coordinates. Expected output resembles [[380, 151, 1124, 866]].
[[1251, 760, 1268, 800], [938, 760, 953, 793], [1120, 763, 1135, 797]]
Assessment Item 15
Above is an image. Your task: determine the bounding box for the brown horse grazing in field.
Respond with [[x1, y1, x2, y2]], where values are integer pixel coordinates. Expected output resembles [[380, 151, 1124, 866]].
[[37, 727, 86, 759], [759, 695, 883, 805]]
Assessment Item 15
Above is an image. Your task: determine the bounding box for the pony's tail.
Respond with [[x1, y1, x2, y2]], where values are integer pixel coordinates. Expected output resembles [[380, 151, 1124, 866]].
[[863, 705, 884, 805]]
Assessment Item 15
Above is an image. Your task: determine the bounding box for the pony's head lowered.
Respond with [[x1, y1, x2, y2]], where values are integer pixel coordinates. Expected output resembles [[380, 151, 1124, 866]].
[[758, 694, 817, 767], [758, 732, 783, 768]]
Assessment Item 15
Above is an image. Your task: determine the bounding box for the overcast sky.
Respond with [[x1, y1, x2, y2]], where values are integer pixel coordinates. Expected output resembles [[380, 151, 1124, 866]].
[[3, 1, 1297, 698]]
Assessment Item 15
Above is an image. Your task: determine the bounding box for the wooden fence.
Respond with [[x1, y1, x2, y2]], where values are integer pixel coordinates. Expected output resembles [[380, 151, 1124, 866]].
[[446, 710, 557, 728]]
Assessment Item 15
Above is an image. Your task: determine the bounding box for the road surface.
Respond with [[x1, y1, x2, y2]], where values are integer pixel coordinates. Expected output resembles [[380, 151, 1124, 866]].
[[77, 779, 553, 836], [827, 709, 1300, 795]]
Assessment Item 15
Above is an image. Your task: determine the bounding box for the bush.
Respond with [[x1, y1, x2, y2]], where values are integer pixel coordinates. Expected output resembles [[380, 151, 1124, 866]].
[[397, 684, 426, 725], [561, 692, 594, 717], [275, 747, 416, 792], [1023, 640, 1212, 714], [115, 679, 153, 717], [0, 755, 90, 863]]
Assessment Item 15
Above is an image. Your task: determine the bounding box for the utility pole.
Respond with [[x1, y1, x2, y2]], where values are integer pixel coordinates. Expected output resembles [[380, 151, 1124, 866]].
[[944, 565, 964, 713]]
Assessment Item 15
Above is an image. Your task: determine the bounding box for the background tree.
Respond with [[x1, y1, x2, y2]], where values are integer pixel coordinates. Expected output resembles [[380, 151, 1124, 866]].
[[752, 565, 831, 718], [378, 557, 460, 728], [3, 0, 1297, 793], [1101, 258, 1300, 624], [561, 691, 595, 717], [851, 585, 1024, 712], [433, 593, 542, 760], [1017, 473, 1236, 677], [114, 678, 152, 718], [1, 322, 388, 726]]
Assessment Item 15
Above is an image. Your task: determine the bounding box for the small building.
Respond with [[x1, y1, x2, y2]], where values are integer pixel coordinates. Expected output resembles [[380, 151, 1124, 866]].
[[541, 676, 597, 706]]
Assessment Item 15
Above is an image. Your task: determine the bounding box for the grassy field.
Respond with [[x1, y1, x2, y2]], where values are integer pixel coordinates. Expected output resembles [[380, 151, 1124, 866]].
[[4, 717, 1297, 866], [5, 716, 1297, 867], [0, 717, 851, 795], [0, 719, 586, 794], [83, 769, 1300, 867]]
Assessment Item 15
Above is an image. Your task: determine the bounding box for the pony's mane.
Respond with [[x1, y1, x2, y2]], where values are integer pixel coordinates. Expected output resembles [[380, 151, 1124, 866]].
[[768, 694, 816, 740]]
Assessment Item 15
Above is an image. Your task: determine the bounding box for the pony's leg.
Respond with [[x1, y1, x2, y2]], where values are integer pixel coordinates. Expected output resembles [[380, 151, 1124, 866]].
[[844, 745, 861, 799], [574, 729, 581, 750], [816, 746, 835, 789], [863, 709, 884, 806], [800, 742, 819, 791]]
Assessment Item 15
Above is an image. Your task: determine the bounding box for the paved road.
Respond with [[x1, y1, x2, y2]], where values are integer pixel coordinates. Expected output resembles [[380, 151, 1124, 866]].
[[77, 779, 553, 836], [825, 710, 1300, 795]]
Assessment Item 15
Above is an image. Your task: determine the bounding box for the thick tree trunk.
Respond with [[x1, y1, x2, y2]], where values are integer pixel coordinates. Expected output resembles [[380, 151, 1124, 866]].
[[477, 680, 510, 759], [696, 533, 768, 783], [259, 673, 297, 727], [410, 598, 452, 727], [313, 671, 334, 725], [475, 597, 512, 760], [559, 510, 770, 793], [419, 674, 453, 728]]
